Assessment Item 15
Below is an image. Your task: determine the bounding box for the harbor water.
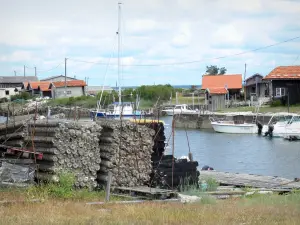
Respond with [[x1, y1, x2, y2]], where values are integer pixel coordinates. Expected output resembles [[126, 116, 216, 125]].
[[162, 116, 300, 179]]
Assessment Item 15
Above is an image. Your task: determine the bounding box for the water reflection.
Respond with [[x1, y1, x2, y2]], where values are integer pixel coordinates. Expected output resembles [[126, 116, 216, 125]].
[[162, 116, 300, 179]]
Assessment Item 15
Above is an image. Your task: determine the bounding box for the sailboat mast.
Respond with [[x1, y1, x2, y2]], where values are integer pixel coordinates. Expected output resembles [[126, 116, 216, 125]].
[[118, 2, 122, 105]]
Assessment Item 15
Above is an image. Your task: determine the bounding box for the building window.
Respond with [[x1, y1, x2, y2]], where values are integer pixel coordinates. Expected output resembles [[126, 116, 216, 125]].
[[67, 91, 72, 94], [5, 90, 9, 95], [275, 88, 285, 97]]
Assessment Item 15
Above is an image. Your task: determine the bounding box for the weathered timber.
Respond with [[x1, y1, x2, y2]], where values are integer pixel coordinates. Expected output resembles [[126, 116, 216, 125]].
[[0, 133, 25, 141], [200, 171, 300, 189], [33, 147, 58, 154], [0, 158, 34, 164], [113, 186, 178, 200], [24, 136, 55, 143], [3, 140, 23, 147]]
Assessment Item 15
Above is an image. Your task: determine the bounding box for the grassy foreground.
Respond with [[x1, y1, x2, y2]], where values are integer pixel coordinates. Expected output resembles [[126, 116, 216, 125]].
[[0, 188, 300, 225]]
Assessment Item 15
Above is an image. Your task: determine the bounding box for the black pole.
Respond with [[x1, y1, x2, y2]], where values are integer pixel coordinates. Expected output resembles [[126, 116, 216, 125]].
[[287, 89, 290, 113], [64, 58, 67, 96]]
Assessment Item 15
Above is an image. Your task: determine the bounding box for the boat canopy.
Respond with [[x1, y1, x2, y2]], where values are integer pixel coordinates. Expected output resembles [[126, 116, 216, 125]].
[[224, 115, 245, 124]]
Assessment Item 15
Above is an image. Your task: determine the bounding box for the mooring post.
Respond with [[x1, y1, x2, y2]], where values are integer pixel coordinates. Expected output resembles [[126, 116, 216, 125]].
[[105, 171, 112, 202]]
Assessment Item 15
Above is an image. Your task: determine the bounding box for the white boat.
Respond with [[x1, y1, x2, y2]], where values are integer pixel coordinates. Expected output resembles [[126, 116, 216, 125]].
[[262, 113, 300, 138], [162, 104, 197, 116], [210, 115, 257, 134]]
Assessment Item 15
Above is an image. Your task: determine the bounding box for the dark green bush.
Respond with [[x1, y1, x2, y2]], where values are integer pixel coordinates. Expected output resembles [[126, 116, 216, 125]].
[[270, 100, 282, 107], [10, 92, 31, 101], [0, 97, 8, 103]]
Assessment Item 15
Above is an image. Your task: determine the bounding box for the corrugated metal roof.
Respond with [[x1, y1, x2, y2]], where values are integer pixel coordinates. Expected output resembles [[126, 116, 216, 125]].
[[41, 75, 77, 81], [0, 76, 38, 83]]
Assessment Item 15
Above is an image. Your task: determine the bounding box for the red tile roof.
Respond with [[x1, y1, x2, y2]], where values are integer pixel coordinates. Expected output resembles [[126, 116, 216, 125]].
[[206, 87, 228, 95], [202, 74, 242, 90], [28, 81, 51, 91], [38, 82, 51, 91], [264, 66, 300, 80], [28, 81, 40, 89], [51, 80, 87, 88]]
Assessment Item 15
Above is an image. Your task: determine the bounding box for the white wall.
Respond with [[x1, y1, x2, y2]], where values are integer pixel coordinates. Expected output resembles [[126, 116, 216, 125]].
[[0, 87, 20, 99], [53, 86, 85, 99]]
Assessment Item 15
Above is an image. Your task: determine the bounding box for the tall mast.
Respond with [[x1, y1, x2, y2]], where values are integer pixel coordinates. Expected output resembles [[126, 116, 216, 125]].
[[118, 2, 122, 105]]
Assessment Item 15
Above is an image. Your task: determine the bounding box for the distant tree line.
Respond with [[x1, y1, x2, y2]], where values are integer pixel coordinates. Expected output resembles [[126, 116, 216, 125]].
[[97, 84, 183, 107]]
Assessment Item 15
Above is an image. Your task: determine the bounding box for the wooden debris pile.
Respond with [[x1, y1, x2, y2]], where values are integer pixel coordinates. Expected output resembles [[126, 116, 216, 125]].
[[96, 120, 155, 187], [0, 122, 27, 149], [151, 155, 199, 188], [129, 120, 199, 189], [26, 120, 102, 188]]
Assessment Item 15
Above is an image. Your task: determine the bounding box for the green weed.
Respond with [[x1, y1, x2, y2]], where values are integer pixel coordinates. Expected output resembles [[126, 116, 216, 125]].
[[203, 177, 219, 191]]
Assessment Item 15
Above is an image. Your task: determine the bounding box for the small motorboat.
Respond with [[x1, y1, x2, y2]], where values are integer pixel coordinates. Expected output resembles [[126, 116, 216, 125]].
[[162, 104, 197, 116], [210, 115, 258, 134], [262, 113, 300, 138]]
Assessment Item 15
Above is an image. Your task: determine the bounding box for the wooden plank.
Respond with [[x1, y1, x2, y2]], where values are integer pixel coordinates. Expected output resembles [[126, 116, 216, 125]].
[[113, 186, 177, 200], [114, 186, 175, 195], [0, 158, 35, 164], [200, 171, 300, 189]]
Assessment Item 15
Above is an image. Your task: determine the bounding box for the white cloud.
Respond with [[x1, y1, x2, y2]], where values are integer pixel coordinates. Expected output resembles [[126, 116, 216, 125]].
[[213, 24, 244, 45], [0, 51, 34, 62], [171, 23, 192, 47], [0, 0, 300, 85], [126, 19, 158, 34]]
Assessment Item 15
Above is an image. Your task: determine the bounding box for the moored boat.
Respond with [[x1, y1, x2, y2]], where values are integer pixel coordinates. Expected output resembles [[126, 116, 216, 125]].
[[263, 113, 300, 137], [210, 115, 258, 134], [162, 104, 197, 116]]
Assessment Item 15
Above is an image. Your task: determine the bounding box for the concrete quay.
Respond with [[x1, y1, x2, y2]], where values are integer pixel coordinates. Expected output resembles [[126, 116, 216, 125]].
[[173, 113, 273, 129]]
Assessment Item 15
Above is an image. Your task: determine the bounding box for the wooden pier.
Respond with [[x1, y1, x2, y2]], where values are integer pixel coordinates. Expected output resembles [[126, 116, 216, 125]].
[[113, 186, 177, 200], [200, 171, 300, 190]]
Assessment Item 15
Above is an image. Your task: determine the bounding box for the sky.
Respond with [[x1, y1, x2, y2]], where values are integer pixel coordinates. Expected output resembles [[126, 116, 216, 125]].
[[1, 0, 300, 87]]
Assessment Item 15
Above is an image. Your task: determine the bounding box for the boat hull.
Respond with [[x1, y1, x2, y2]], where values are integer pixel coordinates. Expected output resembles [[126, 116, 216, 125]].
[[211, 122, 257, 134], [262, 125, 300, 138], [90, 111, 148, 119], [163, 110, 197, 116]]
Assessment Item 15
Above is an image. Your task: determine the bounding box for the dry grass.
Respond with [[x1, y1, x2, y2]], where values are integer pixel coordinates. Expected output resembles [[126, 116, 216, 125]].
[[0, 192, 300, 225]]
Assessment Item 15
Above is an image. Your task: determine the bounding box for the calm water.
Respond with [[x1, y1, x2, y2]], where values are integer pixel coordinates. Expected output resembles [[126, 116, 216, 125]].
[[162, 116, 300, 179]]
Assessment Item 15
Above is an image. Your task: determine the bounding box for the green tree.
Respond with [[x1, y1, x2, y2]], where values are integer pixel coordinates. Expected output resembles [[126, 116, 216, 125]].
[[205, 65, 227, 75], [219, 67, 227, 75]]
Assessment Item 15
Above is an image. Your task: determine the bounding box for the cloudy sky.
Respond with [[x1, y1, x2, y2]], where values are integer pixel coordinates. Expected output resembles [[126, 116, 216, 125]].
[[1, 0, 300, 86]]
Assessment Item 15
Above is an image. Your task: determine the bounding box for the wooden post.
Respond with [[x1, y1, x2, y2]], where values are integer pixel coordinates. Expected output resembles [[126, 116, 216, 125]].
[[192, 93, 194, 109], [12, 103, 15, 127], [244, 63, 247, 102], [287, 89, 290, 113], [105, 171, 112, 202], [171, 118, 175, 189]]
